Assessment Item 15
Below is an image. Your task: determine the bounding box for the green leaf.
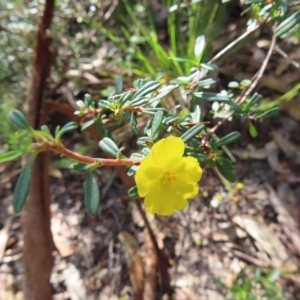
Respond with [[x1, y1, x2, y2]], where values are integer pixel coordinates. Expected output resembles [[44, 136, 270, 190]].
[[194, 92, 231, 102], [240, 79, 252, 87], [129, 97, 149, 107], [98, 100, 112, 109], [243, 93, 262, 111], [127, 165, 138, 177], [194, 35, 206, 58], [275, 10, 300, 37], [254, 268, 261, 282], [132, 81, 161, 100], [180, 124, 205, 143], [228, 81, 240, 89], [188, 152, 210, 163], [197, 78, 219, 87], [257, 107, 279, 119], [55, 122, 78, 140], [68, 163, 90, 171], [84, 94, 93, 107], [149, 85, 177, 103], [115, 76, 123, 94], [210, 138, 218, 152], [12, 154, 36, 213], [200, 63, 218, 71], [130, 113, 139, 136], [137, 136, 149, 147], [191, 105, 202, 123], [143, 108, 169, 116], [8, 110, 31, 130], [128, 186, 139, 198], [151, 110, 164, 139], [0, 150, 23, 163], [163, 116, 179, 125], [215, 157, 236, 183], [249, 121, 258, 138], [95, 116, 111, 138], [81, 119, 95, 131], [99, 137, 120, 157], [217, 132, 241, 147], [84, 172, 101, 216], [119, 92, 132, 106], [169, 57, 195, 64], [41, 125, 51, 135], [268, 269, 281, 283]]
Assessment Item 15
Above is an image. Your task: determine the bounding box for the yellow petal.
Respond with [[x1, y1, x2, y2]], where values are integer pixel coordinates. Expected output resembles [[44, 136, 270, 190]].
[[151, 136, 184, 170], [144, 180, 188, 216], [135, 154, 161, 197], [174, 156, 202, 183]]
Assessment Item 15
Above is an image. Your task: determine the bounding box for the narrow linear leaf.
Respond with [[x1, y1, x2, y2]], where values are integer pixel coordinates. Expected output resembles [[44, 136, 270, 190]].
[[84, 172, 101, 216], [13, 153, 36, 213], [56, 122, 78, 140], [98, 100, 112, 109], [194, 92, 231, 102], [194, 35, 206, 58], [130, 113, 139, 136], [41, 125, 51, 135], [99, 137, 119, 157], [81, 119, 95, 131], [180, 124, 205, 143], [127, 165, 138, 177], [188, 152, 210, 163], [215, 157, 236, 183], [115, 76, 123, 94], [169, 57, 196, 64], [163, 115, 179, 125], [217, 131, 241, 147], [249, 121, 258, 138], [143, 108, 169, 116], [151, 110, 164, 138], [132, 81, 161, 100], [129, 97, 149, 107], [275, 11, 300, 37], [256, 107, 279, 119], [0, 150, 23, 163], [8, 110, 31, 130], [197, 78, 219, 87], [210, 138, 218, 152], [137, 136, 150, 147], [128, 186, 139, 198], [200, 63, 218, 71], [191, 105, 202, 123]]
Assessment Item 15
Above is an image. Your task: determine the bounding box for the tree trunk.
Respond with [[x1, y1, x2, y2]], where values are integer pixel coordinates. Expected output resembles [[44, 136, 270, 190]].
[[22, 1, 55, 299]]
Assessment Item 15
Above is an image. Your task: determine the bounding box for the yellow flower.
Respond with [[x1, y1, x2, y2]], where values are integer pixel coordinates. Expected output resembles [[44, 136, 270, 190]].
[[135, 136, 202, 215]]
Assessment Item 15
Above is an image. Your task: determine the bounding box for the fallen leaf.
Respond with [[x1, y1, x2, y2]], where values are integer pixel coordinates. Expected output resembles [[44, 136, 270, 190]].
[[233, 214, 298, 272], [266, 183, 300, 256]]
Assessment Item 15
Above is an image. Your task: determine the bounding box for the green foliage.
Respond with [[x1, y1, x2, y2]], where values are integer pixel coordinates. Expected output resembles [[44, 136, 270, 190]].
[[84, 172, 101, 216], [8, 110, 32, 131], [12, 153, 36, 214], [2, 0, 298, 215], [214, 268, 286, 300]]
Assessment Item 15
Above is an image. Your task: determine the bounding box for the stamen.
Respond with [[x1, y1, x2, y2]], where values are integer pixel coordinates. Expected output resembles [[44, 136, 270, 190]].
[[162, 172, 177, 186]]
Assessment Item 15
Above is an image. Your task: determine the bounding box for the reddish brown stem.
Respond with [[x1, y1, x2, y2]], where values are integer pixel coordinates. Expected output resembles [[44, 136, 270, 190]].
[[34, 141, 140, 166]]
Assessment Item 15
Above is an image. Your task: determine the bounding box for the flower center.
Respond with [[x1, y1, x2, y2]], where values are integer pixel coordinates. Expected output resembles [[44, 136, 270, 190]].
[[162, 171, 177, 186]]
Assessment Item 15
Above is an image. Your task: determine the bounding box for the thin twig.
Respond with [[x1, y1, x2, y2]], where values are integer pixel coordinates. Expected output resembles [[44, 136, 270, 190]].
[[208, 31, 277, 135], [191, 24, 260, 87], [209, 24, 260, 64], [275, 45, 300, 69]]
